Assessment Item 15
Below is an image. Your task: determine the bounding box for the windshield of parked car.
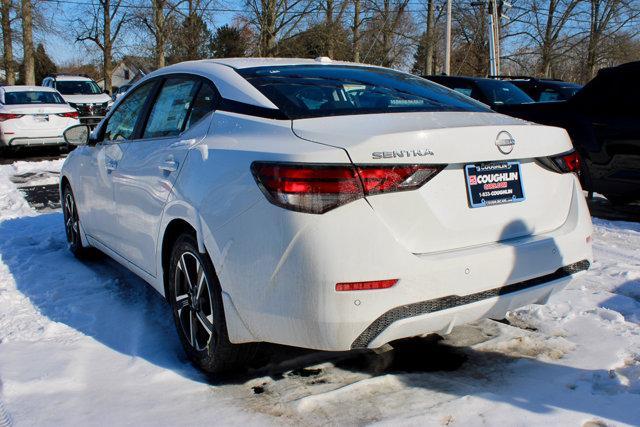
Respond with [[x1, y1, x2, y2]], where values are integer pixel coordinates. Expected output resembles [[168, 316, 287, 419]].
[[55, 80, 103, 95], [238, 65, 491, 119], [3, 91, 66, 105], [475, 80, 534, 105]]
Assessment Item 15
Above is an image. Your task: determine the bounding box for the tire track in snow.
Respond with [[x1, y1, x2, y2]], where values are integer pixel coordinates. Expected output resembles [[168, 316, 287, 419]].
[[0, 380, 12, 427]]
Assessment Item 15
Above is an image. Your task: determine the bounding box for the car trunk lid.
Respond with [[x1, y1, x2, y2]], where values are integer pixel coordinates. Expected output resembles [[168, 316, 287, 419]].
[[292, 111, 577, 254]]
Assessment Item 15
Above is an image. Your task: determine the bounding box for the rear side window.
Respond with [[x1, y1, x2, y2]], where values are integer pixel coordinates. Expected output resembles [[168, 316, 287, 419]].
[[538, 89, 562, 102], [103, 82, 154, 142], [185, 82, 217, 129], [238, 65, 490, 119], [143, 77, 199, 138], [4, 91, 65, 105]]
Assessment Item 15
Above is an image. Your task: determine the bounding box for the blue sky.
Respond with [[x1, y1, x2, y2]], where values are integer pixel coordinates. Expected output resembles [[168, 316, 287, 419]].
[[38, 1, 241, 65]]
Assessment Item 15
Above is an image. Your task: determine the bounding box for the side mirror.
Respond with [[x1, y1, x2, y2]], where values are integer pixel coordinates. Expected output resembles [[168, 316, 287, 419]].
[[104, 89, 111, 95], [64, 124, 91, 146]]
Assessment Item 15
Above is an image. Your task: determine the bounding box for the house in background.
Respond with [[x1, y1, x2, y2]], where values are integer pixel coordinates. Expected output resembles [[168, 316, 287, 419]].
[[97, 56, 155, 92]]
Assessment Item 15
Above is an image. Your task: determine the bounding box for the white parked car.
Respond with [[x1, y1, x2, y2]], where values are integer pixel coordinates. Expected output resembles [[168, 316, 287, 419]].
[[60, 58, 593, 374], [0, 85, 80, 151], [42, 74, 113, 128]]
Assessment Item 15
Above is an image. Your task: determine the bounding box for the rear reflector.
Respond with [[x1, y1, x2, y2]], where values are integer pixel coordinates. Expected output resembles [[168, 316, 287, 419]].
[[57, 111, 79, 119], [251, 162, 445, 214], [0, 113, 24, 122], [336, 279, 398, 292]]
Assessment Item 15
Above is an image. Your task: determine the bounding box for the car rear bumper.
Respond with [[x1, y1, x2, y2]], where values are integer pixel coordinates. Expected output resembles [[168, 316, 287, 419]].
[[1, 136, 66, 147], [359, 260, 587, 348], [215, 175, 593, 351]]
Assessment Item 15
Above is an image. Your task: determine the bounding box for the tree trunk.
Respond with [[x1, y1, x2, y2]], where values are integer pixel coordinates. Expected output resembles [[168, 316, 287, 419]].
[[1, 0, 14, 84], [21, 0, 35, 85], [353, 0, 361, 62], [381, 0, 391, 67], [153, 0, 165, 68], [103, 0, 113, 92], [539, 0, 556, 77], [425, 0, 435, 74], [259, 0, 277, 56], [325, 0, 334, 58]]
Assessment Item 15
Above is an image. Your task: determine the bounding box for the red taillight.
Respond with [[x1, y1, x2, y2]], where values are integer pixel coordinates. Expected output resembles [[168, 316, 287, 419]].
[[57, 111, 79, 119], [336, 279, 398, 291], [0, 113, 24, 122], [556, 151, 581, 173], [251, 162, 445, 214], [539, 150, 581, 175]]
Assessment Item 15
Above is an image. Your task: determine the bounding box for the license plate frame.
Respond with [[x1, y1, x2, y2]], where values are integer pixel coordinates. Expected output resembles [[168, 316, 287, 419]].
[[464, 161, 525, 208]]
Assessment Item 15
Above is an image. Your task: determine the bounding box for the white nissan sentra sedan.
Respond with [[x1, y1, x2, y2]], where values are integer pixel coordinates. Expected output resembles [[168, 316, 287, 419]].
[[0, 85, 79, 151], [59, 58, 593, 374]]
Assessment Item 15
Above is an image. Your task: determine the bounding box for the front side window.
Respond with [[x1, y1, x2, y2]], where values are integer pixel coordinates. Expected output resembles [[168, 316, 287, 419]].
[[56, 80, 103, 95], [4, 91, 66, 105], [103, 82, 154, 142], [143, 78, 199, 138], [238, 65, 490, 119]]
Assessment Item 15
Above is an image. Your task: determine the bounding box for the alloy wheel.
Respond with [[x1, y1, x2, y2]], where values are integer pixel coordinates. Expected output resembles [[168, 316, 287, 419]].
[[64, 191, 80, 246], [174, 252, 215, 351]]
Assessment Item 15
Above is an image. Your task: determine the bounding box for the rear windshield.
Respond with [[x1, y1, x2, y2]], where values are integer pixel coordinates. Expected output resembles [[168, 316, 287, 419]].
[[475, 80, 534, 105], [238, 65, 491, 119], [4, 91, 66, 105], [56, 80, 102, 95]]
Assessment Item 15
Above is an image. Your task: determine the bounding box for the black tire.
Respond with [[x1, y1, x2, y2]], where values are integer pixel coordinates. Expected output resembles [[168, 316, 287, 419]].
[[62, 184, 92, 258], [168, 233, 256, 376]]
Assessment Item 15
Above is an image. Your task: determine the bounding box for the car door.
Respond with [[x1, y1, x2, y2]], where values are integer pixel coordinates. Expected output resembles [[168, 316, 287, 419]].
[[76, 80, 156, 251], [113, 75, 218, 276]]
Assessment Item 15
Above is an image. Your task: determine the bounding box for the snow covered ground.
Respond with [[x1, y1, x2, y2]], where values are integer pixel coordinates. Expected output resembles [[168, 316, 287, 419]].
[[0, 159, 639, 426]]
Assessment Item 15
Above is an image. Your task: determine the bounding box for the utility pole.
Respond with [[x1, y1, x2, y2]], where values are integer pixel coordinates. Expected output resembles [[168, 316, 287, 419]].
[[444, 0, 452, 75], [492, 0, 501, 74], [472, 0, 502, 76], [487, 0, 497, 76]]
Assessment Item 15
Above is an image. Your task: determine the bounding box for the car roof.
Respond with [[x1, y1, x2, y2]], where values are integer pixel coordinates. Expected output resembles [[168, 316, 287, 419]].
[[1, 85, 58, 93], [136, 58, 393, 110], [196, 57, 364, 69], [52, 75, 94, 82], [425, 75, 508, 84]]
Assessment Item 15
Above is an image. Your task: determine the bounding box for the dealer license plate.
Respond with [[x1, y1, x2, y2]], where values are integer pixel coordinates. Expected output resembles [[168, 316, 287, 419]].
[[464, 162, 525, 208], [33, 114, 49, 122]]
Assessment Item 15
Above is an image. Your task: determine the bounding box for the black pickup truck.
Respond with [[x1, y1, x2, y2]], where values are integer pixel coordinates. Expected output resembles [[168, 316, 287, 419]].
[[495, 62, 640, 204]]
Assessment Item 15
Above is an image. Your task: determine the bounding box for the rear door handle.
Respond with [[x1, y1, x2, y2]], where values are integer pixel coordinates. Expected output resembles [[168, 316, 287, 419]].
[[159, 158, 178, 172]]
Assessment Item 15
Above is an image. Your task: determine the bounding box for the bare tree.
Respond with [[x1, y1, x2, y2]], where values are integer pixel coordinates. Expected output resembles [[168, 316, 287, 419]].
[[320, 0, 349, 57], [534, 0, 582, 76], [1, 0, 15, 84], [583, 0, 639, 79], [245, 0, 315, 56], [21, 0, 34, 85], [362, 0, 412, 67], [137, 0, 183, 68], [75, 0, 130, 92]]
